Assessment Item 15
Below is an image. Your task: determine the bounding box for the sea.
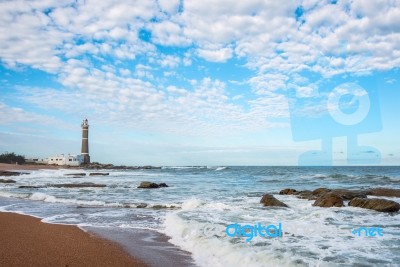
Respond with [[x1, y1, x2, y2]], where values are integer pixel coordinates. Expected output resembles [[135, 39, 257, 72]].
[[0, 166, 399, 267]]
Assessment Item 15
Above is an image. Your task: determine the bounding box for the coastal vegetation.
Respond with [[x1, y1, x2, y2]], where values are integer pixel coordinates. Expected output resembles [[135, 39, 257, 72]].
[[0, 152, 25, 165]]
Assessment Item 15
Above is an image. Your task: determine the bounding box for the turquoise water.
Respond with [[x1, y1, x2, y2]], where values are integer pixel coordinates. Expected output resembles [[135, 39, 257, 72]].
[[1, 166, 399, 266]]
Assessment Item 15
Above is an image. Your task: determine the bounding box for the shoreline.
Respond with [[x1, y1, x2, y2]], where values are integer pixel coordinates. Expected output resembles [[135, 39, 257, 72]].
[[0, 211, 147, 267], [0, 163, 65, 171]]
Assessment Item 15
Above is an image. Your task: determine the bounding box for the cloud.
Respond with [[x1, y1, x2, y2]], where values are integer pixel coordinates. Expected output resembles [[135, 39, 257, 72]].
[[197, 47, 233, 62], [1, 0, 400, 142]]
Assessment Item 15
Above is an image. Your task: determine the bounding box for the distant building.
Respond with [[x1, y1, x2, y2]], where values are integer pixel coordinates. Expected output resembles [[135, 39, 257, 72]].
[[47, 154, 84, 166], [25, 157, 47, 164]]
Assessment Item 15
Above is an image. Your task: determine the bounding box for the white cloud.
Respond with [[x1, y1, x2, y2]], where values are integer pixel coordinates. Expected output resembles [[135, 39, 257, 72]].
[[197, 47, 233, 62]]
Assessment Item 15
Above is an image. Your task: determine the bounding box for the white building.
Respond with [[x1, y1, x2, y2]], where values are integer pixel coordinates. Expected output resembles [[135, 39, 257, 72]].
[[47, 154, 85, 166], [25, 157, 48, 164]]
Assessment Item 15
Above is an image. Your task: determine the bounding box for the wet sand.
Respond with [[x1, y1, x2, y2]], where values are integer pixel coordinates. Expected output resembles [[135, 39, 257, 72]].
[[0, 212, 146, 267], [0, 163, 65, 171]]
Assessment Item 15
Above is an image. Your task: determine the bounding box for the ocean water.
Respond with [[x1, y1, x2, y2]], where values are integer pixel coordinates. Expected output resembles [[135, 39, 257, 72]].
[[0, 166, 399, 267]]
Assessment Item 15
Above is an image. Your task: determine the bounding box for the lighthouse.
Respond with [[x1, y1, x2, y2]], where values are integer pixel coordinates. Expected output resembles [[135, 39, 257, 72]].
[[81, 118, 90, 164]]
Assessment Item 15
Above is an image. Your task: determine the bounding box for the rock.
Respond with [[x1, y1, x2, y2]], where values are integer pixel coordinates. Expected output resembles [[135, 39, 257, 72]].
[[18, 185, 42, 189], [137, 181, 169, 189], [0, 179, 16, 183], [313, 192, 344, 207], [0, 171, 29, 176], [331, 189, 367, 200], [136, 203, 148, 208], [49, 182, 107, 188], [296, 190, 316, 200], [279, 188, 297, 195], [368, 188, 400, 198], [64, 173, 86, 176], [138, 182, 159, 188], [89, 173, 109, 176], [312, 188, 331, 195], [260, 194, 288, 207], [349, 197, 400, 212]]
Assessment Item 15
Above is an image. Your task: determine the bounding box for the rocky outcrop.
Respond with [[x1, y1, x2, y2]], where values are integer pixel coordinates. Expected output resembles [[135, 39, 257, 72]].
[[137, 181, 169, 189], [0, 171, 29, 176], [312, 188, 331, 195], [0, 179, 16, 183], [349, 197, 400, 212], [89, 173, 109, 176], [313, 192, 344, 207], [279, 188, 297, 195], [331, 189, 367, 200], [368, 188, 400, 198], [49, 182, 106, 188], [260, 194, 288, 207]]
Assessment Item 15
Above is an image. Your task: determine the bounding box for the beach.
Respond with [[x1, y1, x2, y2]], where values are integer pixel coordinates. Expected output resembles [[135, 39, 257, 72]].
[[0, 163, 66, 171], [0, 212, 146, 267]]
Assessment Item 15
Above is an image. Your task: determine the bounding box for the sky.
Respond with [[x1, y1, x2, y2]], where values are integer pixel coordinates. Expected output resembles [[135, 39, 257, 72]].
[[0, 0, 399, 166]]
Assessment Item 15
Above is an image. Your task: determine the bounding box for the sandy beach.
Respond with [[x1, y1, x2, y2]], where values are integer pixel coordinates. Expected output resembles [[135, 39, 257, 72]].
[[0, 212, 146, 267], [0, 163, 70, 171]]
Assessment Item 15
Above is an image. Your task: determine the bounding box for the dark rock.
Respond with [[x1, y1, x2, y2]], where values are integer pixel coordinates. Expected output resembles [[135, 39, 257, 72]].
[[349, 197, 400, 212], [312, 188, 331, 195], [64, 173, 86, 176], [0, 179, 16, 183], [49, 182, 106, 188], [260, 194, 288, 207], [0, 171, 29, 176], [368, 188, 400, 198], [279, 188, 297, 195], [136, 203, 148, 208], [137, 181, 169, 189], [19, 185, 42, 189], [313, 192, 344, 207], [89, 173, 109, 176], [331, 189, 367, 200], [296, 190, 316, 200], [138, 182, 159, 188]]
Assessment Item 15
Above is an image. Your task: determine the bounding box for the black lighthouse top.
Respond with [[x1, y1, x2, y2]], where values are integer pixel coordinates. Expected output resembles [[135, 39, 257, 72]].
[[81, 118, 89, 127]]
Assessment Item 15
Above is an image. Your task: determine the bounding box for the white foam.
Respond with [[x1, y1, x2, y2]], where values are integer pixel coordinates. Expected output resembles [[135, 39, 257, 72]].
[[181, 198, 202, 210], [163, 213, 296, 267], [28, 192, 121, 207]]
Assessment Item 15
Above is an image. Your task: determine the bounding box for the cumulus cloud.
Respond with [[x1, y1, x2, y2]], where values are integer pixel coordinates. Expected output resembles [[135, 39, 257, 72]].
[[1, 0, 400, 140]]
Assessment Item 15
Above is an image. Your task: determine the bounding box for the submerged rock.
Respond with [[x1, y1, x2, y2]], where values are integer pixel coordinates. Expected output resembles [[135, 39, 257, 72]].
[[19, 185, 42, 189], [0, 179, 16, 183], [137, 181, 169, 189], [260, 194, 288, 207], [313, 192, 344, 207], [89, 173, 109, 176], [64, 173, 86, 177], [0, 171, 29, 177], [49, 182, 106, 188], [349, 197, 400, 212]]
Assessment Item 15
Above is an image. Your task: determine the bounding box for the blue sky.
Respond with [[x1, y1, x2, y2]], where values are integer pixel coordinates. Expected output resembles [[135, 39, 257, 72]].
[[0, 0, 399, 166]]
